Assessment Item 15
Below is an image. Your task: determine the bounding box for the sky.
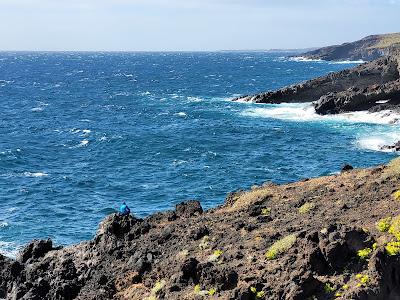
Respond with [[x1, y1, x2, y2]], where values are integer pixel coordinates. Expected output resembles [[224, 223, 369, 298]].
[[0, 0, 399, 51]]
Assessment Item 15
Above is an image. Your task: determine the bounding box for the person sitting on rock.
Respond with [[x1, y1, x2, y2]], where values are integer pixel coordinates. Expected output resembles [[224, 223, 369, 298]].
[[119, 202, 131, 216]]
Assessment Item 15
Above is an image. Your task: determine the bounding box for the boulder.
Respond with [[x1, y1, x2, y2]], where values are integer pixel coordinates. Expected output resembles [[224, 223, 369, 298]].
[[18, 239, 53, 263], [175, 200, 203, 217]]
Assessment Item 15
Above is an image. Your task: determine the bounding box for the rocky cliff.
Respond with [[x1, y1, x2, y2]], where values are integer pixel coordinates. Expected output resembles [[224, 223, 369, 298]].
[[234, 49, 400, 115], [3, 158, 400, 299], [300, 33, 400, 62]]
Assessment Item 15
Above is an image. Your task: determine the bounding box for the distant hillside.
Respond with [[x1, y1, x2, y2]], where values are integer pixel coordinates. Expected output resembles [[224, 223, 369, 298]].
[[301, 33, 400, 61]]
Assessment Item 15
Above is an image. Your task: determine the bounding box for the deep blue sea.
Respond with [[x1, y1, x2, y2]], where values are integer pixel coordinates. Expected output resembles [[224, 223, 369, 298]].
[[0, 52, 398, 256]]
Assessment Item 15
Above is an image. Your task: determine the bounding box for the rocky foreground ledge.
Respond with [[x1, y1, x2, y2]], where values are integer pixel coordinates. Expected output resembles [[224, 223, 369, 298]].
[[3, 159, 400, 299], [234, 48, 400, 116]]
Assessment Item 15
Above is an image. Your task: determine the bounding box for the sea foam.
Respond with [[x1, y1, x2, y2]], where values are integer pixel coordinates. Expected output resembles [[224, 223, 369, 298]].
[[240, 102, 400, 153], [241, 103, 400, 125], [289, 56, 364, 64], [0, 241, 20, 258]]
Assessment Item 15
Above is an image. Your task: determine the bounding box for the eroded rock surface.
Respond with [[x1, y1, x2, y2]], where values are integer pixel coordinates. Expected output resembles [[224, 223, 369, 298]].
[[3, 161, 400, 299]]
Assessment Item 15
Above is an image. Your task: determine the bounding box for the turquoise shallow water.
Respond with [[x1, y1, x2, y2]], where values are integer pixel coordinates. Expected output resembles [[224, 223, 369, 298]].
[[0, 52, 397, 256]]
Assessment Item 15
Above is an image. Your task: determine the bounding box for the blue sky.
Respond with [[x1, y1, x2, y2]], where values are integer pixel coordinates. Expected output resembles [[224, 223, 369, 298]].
[[0, 0, 399, 51]]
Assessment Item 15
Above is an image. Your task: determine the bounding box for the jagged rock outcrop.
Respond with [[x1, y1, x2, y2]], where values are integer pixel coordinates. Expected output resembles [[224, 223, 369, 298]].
[[3, 159, 400, 299], [380, 141, 400, 152], [234, 48, 400, 115], [301, 33, 400, 62]]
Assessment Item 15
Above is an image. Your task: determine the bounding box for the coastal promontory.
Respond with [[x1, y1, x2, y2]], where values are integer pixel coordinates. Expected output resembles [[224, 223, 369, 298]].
[[234, 36, 400, 116], [2, 159, 400, 299]]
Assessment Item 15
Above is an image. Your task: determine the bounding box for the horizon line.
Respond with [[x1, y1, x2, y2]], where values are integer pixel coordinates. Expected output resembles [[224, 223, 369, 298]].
[[0, 48, 317, 53]]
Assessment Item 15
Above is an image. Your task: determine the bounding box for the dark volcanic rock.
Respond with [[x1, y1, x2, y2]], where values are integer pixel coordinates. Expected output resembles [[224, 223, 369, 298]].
[[380, 141, 400, 152], [18, 239, 53, 263], [314, 78, 400, 115], [233, 47, 400, 116], [175, 200, 203, 217], [341, 164, 354, 172], [3, 162, 400, 299]]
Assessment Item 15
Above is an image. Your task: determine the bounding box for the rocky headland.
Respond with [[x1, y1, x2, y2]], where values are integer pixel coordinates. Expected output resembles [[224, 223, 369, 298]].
[[300, 33, 400, 62], [234, 33, 400, 116], [3, 158, 400, 299], [233, 36, 400, 150], [234, 49, 400, 115]]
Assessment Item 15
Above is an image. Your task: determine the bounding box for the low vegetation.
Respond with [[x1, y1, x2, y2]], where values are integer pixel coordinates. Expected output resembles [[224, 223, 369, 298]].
[[265, 234, 297, 260], [298, 202, 315, 214]]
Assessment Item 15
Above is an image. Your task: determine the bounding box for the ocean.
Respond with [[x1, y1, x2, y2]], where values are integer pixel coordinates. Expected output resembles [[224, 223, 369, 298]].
[[0, 51, 398, 257]]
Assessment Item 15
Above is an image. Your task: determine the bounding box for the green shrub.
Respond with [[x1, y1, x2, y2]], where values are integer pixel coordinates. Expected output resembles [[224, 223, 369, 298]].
[[250, 287, 265, 299], [393, 190, 400, 201], [199, 236, 210, 250], [266, 234, 296, 260], [324, 282, 335, 293], [389, 216, 400, 240], [298, 202, 315, 214], [208, 288, 216, 296], [357, 248, 372, 260], [256, 291, 265, 299], [261, 208, 271, 216], [355, 274, 370, 287], [208, 249, 223, 262], [385, 241, 400, 256], [151, 280, 166, 294], [376, 217, 392, 232]]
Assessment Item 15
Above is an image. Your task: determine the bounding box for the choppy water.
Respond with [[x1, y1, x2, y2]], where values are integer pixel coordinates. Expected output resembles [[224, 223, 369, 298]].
[[0, 52, 398, 256]]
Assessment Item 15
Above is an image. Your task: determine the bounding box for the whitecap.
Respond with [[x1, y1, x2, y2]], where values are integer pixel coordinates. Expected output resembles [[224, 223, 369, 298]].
[[0, 222, 9, 228], [175, 112, 187, 117], [79, 140, 89, 147], [187, 96, 202, 102], [23, 172, 49, 177], [31, 107, 44, 112], [82, 129, 91, 134], [172, 159, 188, 166]]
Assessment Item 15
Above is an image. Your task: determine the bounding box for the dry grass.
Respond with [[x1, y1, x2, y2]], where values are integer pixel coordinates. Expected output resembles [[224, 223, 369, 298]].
[[229, 188, 272, 211], [298, 202, 316, 214], [369, 33, 400, 49]]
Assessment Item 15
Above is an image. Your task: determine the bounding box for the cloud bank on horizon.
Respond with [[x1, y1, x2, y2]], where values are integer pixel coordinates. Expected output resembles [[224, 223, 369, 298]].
[[0, 0, 399, 51]]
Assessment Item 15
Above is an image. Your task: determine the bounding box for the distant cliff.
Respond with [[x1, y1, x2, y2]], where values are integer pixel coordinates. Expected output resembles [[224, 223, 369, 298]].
[[300, 33, 400, 62]]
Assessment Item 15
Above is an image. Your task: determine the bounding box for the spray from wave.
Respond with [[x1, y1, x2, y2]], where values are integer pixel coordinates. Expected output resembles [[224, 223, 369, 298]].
[[241, 103, 400, 125], [289, 56, 365, 64], [240, 103, 400, 153]]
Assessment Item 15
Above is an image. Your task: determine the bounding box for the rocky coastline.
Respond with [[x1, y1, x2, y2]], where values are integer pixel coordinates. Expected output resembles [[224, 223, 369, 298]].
[[234, 50, 400, 116], [3, 158, 400, 299], [299, 33, 400, 62], [233, 36, 400, 150]]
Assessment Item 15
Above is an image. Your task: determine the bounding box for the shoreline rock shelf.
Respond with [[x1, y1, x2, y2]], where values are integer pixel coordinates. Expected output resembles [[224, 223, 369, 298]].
[[234, 41, 400, 116], [3, 159, 400, 299]]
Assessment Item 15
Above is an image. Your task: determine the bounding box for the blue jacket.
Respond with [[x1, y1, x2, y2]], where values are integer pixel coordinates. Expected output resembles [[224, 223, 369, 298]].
[[119, 203, 130, 215]]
